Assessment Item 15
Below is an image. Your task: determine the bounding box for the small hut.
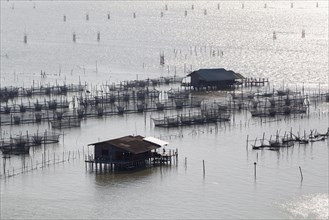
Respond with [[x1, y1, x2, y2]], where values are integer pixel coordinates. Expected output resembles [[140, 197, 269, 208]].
[[87, 135, 172, 171], [187, 68, 244, 90]]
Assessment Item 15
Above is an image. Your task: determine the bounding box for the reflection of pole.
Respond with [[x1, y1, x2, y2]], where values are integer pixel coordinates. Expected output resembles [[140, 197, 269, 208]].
[[254, 162, 257, 179]]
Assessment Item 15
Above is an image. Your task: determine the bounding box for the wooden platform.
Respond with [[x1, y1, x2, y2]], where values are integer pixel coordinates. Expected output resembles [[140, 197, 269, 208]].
[[85, 150, 178, 172]]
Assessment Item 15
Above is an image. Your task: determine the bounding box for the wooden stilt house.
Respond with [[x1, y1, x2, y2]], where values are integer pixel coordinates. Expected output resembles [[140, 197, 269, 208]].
[[87, 135, 173, 171], [187, 68, 244, 90]]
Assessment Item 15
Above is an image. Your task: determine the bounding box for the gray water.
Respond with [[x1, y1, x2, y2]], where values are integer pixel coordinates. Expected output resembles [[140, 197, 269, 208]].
[[0, 1, 328, 219]]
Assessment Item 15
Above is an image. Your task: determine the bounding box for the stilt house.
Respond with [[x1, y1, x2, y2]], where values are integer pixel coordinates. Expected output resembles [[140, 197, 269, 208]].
[[88, 135, 168, 170], [187, 68, 244, 90]]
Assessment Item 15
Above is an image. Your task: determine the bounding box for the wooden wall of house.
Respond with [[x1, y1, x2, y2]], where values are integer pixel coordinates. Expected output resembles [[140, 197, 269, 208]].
[[94, 143, 127, 161], [190, 73, 200, 87]]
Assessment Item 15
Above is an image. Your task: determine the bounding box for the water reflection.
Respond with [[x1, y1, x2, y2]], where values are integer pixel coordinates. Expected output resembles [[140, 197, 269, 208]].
[[94, 165, 178, 187], [281, 194, 329, 219]]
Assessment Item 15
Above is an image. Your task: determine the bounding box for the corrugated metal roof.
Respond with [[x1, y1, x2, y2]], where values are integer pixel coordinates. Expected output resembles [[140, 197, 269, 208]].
[[88, 135, 161, 154], [143, 137, 168, 147], [188, 68, 244, 81]]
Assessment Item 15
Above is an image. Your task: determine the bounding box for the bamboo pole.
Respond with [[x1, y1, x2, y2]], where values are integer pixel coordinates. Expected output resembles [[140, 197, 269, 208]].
[[202, 160, 205, 177], [299, 166, 303, 181]]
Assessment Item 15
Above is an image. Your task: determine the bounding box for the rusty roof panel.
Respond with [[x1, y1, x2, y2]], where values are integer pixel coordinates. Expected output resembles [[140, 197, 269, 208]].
[[89, 135, 160, 154]]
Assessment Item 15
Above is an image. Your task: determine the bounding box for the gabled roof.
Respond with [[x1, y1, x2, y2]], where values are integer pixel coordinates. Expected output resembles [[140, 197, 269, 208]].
[[88, 135, 161, 154], [187, 68, 244, 81]]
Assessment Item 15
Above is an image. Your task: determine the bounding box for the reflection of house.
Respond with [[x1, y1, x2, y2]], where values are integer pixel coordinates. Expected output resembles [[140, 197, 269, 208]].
[[187, 68, 244, 90], [87, 135, 176, 171]]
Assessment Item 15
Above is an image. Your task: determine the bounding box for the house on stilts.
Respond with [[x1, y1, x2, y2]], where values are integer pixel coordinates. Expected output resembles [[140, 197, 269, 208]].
[[85, 135, 177, 172], [185, 68, 245, 90]]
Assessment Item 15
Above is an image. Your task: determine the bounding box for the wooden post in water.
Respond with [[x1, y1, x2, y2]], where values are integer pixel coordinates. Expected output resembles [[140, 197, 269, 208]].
[[299, 166, 303, 181], [202, 160, 205, 177], [246, 135, 249, 148], [185, 157, 187, 167], [24, 34, 27, 44], [254, 162, 257, 179]]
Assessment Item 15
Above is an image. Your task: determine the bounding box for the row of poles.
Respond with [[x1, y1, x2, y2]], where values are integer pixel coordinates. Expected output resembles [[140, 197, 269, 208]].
[[19, 1, 315, 44], [184, 158, 304, 181], [253, 162, 304, 182], [0, 156, 305, 182], [59, 1, 321, 21], [8, 1, 322, 11], [1, 149, 83, 179], [22, 28, 307, 44]]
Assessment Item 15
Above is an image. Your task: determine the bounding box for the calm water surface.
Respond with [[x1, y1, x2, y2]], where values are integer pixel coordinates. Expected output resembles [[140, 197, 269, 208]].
[[0, 1, 328, 219]]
